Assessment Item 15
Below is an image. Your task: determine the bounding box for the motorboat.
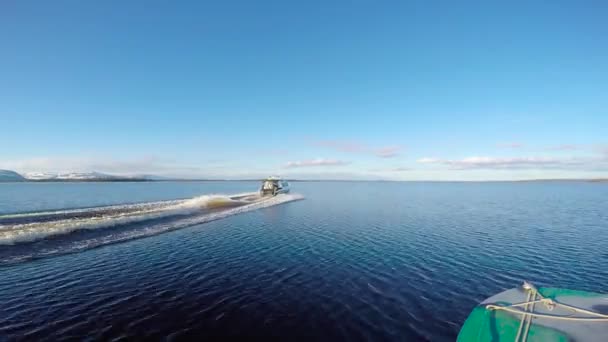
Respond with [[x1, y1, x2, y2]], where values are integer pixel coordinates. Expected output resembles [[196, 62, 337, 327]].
[[260, 176, 290, 196]]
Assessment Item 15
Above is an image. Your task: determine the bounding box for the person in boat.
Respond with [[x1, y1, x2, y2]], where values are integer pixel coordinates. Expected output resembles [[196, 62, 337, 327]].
[[261, 179, 278, 196], [260, 177, 290, 196]]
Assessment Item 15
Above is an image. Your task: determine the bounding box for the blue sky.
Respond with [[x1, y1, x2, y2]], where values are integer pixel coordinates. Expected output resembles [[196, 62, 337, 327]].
[[1, 1, 607, 180]]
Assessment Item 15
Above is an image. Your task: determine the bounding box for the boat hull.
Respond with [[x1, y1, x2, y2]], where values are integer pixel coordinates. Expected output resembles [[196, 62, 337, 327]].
[[458, 286, 608, 341]]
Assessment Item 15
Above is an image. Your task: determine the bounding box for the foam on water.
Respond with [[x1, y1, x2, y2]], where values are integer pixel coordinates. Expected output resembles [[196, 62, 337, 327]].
[[0, 193, 303, 248]]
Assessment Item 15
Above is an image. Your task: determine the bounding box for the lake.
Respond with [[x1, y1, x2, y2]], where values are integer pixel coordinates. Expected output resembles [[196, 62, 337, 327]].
[[0, 181, 607, 340]]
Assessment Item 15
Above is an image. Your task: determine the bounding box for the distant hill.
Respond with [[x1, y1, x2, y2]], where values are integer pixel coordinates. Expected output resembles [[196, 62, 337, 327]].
[[0, 170, 26, 182]]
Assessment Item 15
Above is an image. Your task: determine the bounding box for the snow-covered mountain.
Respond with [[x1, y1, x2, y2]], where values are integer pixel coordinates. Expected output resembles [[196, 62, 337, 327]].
[[22, 172, 59, 180], [0, 170, 26, 182], [23, 171, 147, 181], [27, 172, 96, 180], [0, 170, 160, 182]]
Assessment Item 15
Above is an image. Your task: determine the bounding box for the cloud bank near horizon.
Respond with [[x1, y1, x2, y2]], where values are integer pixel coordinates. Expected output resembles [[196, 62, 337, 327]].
[[2, 142, 607, 180], [284, 158, 350, 168], [417, 154, 608, 170]]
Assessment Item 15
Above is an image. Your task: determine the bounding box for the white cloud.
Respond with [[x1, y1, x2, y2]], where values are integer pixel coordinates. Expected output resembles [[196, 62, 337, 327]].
[[595, 145, 608, 159], [390, 167, 412, 172], [375, 146, 401, 158], [497, 142, 525, 148], [283, 171, 384, 180], [367, 166, 412, 173], [312, 140, 403, 158], [284, 158, 350, 168]]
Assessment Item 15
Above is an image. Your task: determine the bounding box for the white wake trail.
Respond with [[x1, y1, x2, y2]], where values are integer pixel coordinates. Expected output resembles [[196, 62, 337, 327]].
[[0, 192, 300, 246]]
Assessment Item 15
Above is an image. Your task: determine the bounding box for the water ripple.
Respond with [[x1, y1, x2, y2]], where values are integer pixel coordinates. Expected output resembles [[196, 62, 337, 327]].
[[0, 182, 607, 341]]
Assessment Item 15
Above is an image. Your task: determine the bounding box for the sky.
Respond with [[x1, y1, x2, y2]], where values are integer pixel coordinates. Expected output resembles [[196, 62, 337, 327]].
[[1, 0, 607, 180]]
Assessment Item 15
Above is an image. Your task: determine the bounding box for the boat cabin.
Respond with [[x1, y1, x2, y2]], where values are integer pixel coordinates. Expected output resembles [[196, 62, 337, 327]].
[[260, 177, 290, 196]]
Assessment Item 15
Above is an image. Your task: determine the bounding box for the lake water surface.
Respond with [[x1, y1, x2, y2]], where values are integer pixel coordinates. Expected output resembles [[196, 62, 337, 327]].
[[1, 181, 607, 340]]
